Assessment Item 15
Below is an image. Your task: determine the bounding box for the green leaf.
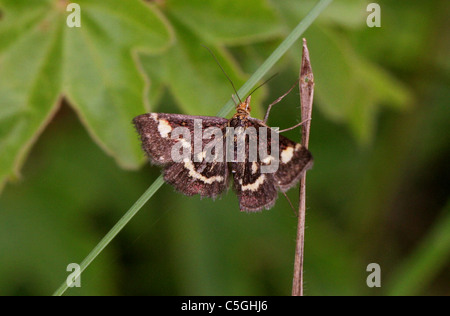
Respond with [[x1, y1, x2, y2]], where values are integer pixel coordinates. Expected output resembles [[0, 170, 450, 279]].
[[303, 26, 412, 143], [75, 0, 173, 52], [271, 1, 413, 143], [0, 0, 172, 190], [141, 14, 253, 117], [63, 0, 173, 169], [273, 0, 370, 29], [0, 10, 64, 186], [166, 0, 284, 45], [354, 56, 412, 110]]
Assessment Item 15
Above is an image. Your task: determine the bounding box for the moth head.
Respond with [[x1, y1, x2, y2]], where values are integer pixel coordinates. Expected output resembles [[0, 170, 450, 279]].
[[236, 95, 252, 115]]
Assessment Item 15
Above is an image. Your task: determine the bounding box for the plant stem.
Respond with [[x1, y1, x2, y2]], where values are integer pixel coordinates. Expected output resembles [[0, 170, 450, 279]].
[[292, 38, 315, 296]]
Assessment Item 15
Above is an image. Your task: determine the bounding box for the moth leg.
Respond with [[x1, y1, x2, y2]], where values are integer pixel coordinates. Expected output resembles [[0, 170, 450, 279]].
[[263, 78, 301, 123], [278, 118, 311, 133], [279, 189, 297, 216]]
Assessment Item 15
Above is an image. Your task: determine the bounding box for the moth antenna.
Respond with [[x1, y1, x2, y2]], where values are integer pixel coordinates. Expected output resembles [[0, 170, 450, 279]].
[[202, 44, 242, 104], [248, 73, 278, 97], [231, 94, 239, 106]]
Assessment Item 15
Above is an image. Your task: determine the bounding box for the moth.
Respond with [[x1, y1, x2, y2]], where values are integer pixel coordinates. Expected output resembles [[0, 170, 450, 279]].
[[133, 92, 313, 212]]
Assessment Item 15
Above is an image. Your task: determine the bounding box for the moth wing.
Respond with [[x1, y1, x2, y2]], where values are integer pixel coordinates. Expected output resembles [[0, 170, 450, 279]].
[[230, 118, 278, 212], [232, 160, 278, 212], [134, 113, 229, 198], [246, 117, 313, 192], [275, 135, 313, 191], [164, 159, 229, 199], [133, 113, 228, 165]]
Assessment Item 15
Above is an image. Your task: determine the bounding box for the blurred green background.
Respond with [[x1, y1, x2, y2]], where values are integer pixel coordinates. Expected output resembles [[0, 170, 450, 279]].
[[0, 0, 449, 295]]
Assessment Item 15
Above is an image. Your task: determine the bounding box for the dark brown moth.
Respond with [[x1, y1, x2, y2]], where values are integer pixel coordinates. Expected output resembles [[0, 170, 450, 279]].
[[133, 94, 313, 212]]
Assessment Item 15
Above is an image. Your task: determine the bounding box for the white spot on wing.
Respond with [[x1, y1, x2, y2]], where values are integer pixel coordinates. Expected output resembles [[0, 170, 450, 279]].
[[241, 175, 266, 191], [262, 156, 274, 164], [179, 138, 191, 148], [158, 119, 172, 138], [184, 161, 224, 184], [281, 146, 294, 164], [251, 161, 258, 174]]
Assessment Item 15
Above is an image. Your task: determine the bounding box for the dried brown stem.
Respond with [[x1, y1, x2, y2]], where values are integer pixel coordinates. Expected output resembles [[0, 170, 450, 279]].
[[292, 38, 314, 296]]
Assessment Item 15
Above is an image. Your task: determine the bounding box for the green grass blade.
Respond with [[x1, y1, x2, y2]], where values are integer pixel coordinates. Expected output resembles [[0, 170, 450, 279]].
[[52, 0, 333, 296]]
